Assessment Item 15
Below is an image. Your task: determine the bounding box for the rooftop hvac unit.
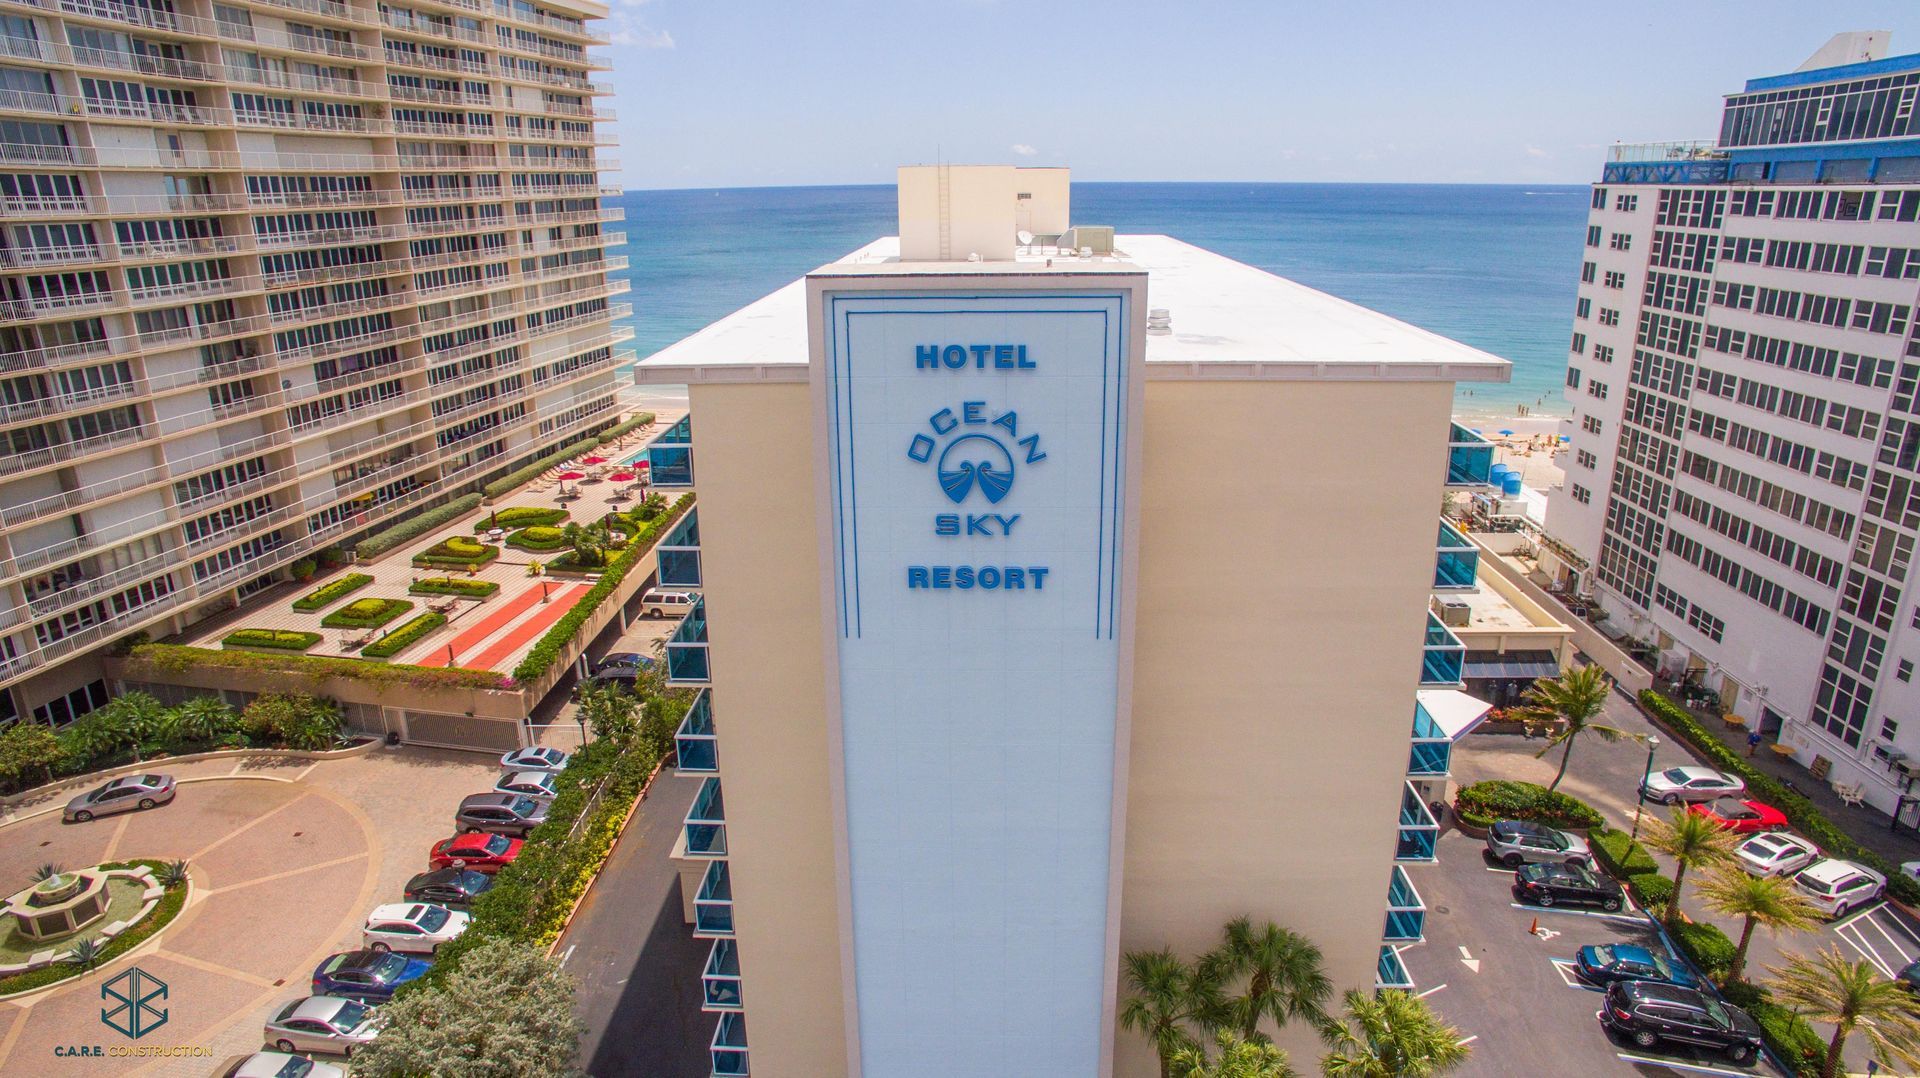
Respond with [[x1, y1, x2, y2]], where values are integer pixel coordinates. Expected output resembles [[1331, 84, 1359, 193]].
[[1433, 597, 1472, 628], [1059, 225, 1114, 255]]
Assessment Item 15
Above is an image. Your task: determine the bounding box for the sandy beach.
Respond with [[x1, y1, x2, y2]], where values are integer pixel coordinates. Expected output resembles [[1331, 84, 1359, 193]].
[[1453, 409, 1569, 491]]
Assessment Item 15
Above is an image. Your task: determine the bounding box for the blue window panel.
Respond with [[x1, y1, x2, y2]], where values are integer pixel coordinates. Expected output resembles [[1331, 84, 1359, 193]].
[[702, 939, 743, 1010], [1376, 946, 1414, 990], [649, 444, 694, 487], [668, 644, 711, 684], [1407, 740, 1451, 777], [695, 861, 734, 936], [1434, 520, 1479, 589], [710, 1012, 748, 1077], [1421, 612, 1465, 687], [660, 508, 700, 547], [1446, 423, 1494, 487], [1384, 865, 1426, 941], [676, 691, 719, 773], [685, 777, 727, 855], [1397, 782, 1438, 863], [658, 547, 703, 587]]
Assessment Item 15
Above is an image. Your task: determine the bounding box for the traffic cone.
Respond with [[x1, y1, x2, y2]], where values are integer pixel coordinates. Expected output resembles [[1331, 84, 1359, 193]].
[[1529, 917, 1539, 936]]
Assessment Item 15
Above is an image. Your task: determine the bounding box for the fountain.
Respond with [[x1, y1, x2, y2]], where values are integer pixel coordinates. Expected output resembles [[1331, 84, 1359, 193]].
[[3, 870, 110, 941]]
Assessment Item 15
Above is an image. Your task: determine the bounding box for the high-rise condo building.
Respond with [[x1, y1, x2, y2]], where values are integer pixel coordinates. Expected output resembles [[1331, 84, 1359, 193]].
[[0, 0, 624, 725], [1545, 31, 1920, 815], [634, 165, 1511, 1077]]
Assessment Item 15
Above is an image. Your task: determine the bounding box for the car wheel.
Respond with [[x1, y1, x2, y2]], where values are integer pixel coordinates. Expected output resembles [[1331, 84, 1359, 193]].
[[1633, 1030, 1658, 1049], [137, 798, 155, 810], [72, 810, 92, 823], [1502, 853, 1524, 868], [464, 826, 483, 834], [1536, 892, 1555, 907], [431, 943, 440, 954], [1725, 1043, 1753, 1063], [343, 1047, 355, 1059], [370, 942, 390, 952], [275, 1040, 296, 1053], [1835, 902, 1852, 918], [1602, 896, 1623, 912], [1663, 793, 1681, 805]]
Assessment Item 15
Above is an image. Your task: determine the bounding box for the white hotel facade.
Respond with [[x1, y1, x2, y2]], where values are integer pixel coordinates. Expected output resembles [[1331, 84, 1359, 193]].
[[0, 0, 624, 725], [1548, 32, 1920, 817]]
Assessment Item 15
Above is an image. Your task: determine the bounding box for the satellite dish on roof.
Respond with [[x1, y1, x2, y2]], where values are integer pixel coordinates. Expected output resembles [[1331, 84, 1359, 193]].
[[1017, 230, 1034, 246]]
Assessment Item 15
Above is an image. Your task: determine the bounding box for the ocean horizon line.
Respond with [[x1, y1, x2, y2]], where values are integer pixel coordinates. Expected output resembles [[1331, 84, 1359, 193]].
[[616, 179, 1592, 196]]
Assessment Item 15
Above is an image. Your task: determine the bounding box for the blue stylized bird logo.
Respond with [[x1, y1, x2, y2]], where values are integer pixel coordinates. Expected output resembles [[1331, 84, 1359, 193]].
[[936, 434, 1016, 504]]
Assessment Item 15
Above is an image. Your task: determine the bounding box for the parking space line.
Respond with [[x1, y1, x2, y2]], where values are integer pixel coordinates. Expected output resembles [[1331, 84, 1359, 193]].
[[201, 850, 368, 897], [1548, 959, 1591, 989], [1831, 902, 1885, 931], [1456, 1035, 1478, 1046], [1614, 1052, 1760, 1077], [1414, 982, 1447, 999], [1506, 902, 1643, 925], [1864, 911, 1918, 966], [1837, 921, 1900, 979]]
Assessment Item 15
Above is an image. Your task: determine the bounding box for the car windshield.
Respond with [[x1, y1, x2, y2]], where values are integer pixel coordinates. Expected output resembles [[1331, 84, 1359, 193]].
[[484, 834, 510, 855], [1700, 995, 1732, 1029], [458, 871, 491, 891], [371, 952, 409, 981], [275, 1061, 314, 1078], [417, 906, 449, 932], [333, 999, 372, 1030], [1649, 953, 1675, 978], [1590, 945, 1615, 964], [1541, 830, 1570, 850], [1661, 768, 1694, 784], [511, 796, 539, 816]]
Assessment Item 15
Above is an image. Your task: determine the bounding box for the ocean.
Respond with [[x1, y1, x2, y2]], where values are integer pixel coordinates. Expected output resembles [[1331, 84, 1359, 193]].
[[609, 182, 1590, 418]]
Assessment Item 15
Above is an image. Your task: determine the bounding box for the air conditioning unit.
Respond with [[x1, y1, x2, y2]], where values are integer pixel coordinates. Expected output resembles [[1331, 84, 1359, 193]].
[[1432, 596, 1472, 628]]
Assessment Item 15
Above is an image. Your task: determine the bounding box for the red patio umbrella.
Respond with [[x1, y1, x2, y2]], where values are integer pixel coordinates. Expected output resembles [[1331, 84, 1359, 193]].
[[609, 471, 636, 482], [557, 471, 586, 481], [580, 456, 608, 466]]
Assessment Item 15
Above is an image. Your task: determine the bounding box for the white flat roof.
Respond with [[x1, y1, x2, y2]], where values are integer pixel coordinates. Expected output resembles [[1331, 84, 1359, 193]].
[[1416, 688, 1495, 740], [634, 235, 1512, 385]]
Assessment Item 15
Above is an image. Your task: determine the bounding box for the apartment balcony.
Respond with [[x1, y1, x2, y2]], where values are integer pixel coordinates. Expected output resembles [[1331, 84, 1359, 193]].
[[1376, 946, 1413, 991], [213, 20, 378, 62], [666, 596, 710, 685], [1445, 422, 1494, 487], [498, 2, 609, 44], [675, 689, 717, 774], [657, 509, 701, 587], [253, 0, 381, 27], [683, 776, 725, 856], [692, 860, 733, 938], [235, 109, 387, 136], [646, 413, 694, 487], [0, 378, 139, 425], [1408, 700, 1451, 778], [388, 84, 493, 108], [709, 1012, 748, 1077], [385, 49, 492, 77], [1421, 612, 1465, 687], [224, 64, 376, 98], [1435, 518, 1479, 590], [262, 256, 409, 290], [382, 11, 489, 45], [700, 938, 742, 1012], [0, 423, 146, 479], [0, 240, 105, 268], [1383, 864, 1426, 942], [1396, 781, 1438, 863], [0, 87, 59, 116]]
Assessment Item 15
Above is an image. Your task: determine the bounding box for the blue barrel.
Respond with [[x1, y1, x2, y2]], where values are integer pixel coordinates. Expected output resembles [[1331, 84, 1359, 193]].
[[1488, 463, 1511, 487], [1502, 472, 1524, 497]]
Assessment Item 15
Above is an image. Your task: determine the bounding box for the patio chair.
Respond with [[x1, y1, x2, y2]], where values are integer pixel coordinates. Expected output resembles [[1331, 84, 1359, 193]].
[[1832, 782, 1867, 808]]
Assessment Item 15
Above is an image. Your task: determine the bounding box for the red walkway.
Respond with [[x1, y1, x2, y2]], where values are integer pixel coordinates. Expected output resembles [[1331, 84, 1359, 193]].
[[415, 584, 549, 668], [466, 583, 592, 671]]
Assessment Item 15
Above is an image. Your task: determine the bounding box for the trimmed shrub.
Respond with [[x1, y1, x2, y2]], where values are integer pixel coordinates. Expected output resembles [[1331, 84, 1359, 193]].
[[242, 692, 342, 750], [506, 526, 569, 552], [545, 551, 606, 575], [1626, 872, 1674, 911], [1589, 827, 1659, 879], [1639, 690, 1920, 906], [363, 612, 446, 659], [289, 558, 318, 582], [1748, 999, 1825, 1076], [222, 629, 321, 651], [355, 494, 482, 560], [412, 535, 500, 570], [409, 577, 499, 599], [482, 436, 601, 500], [317, 546, 349, 569], [321, 596, 413, 630], [292, 572, 373, 612], [1670, 919, 1737, 980], [125, 643, 508, 691], [1454, 780, 1605, 830], [595, 412, 655, 445], [474, 507, 569, 532]]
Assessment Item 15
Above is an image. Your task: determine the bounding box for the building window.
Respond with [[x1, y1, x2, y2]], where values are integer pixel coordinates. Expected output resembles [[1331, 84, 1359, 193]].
[[1566, 368, 1583, 389], [1576, 297, 1592, 319], [1594, 344, 1615, 364], [1610, 233, 1633, 251], [1581, 261, 1597, 284], [1571, 332, 1587, 354], [1603, 270, 1626, 289], [1615, 194, 1639, 212], [1592, 187, 1609, 210], [1571, 483, 1592, 505], [1583, 414, 1603, 435], [1586, 225, 1602, 248], [1899, 659, 1914, 683], [1577, 449, 1597, 469], [1588, 380, 1609, 400], [1599, 308, 1620, 327], [31, 679, 109, 728]]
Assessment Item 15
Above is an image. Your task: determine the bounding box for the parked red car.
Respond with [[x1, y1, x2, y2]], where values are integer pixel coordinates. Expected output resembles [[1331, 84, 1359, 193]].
[[1687, 797, 1789, 835], [428, 832, 524, 873]]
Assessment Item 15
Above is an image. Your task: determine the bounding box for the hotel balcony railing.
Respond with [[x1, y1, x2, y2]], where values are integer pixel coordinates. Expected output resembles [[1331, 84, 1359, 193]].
[[1607, 140, 1726, 164], [497, 1, 610, 44], [254, 0, 381, 27], [1434, 518, 1478, 590], [0, 87, 59, 115], [0, 378, 140, 426], [1376, 946, 1413, 991], [646, 413, 695, 488], [224, 63, 376, 97], [683, 776, 725, 856], [667, 597, 710, 685], [1396, 781, 1438, 863], [387, 49, 493, 77], [701, 939, 742, 1012], [1383, 864, 1426, 942], [675, 689, 717, 774], [709, 1012, 748, 1077], [693, 860, 733, 938], [1408, 698, 1452, 778], [383, 11, 490, 45], [657, 511, 702, 587], [214, 20, 379, 62], [1445, 422, 1494, 487], [1, 192, 251, 218], [1421, 612, 1465, 688]]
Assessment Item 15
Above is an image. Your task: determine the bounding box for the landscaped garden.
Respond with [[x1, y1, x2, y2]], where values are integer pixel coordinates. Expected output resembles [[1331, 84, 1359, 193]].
[[413, 535, 499, 571], [0, 860, 190, 996], [364, 612, 447, 659], [223, 629, 322, 652], [321, 596, 414, 630], [291, 573, 373, 612], [474, 507, 569, 532], [409, 577, 499, 599]]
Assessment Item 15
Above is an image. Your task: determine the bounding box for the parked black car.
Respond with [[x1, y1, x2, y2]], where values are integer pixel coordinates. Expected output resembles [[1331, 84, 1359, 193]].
[[1512, 862, 1624, 911], [1600, 981, 1764, 1063], [1573, 944, 1698, 989], [403, 868, 495, 909]]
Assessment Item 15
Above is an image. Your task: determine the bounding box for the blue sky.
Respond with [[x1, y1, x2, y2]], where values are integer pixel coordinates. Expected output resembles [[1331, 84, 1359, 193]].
[[602, 2, 1920, 190]]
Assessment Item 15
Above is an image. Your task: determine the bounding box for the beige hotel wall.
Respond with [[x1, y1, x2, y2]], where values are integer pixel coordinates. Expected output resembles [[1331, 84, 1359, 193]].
[[1115, 378, 1455, 1073], [684, 381, 850, 1075]]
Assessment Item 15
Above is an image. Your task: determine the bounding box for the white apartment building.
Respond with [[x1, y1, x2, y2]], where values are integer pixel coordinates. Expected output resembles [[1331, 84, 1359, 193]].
[[1547, 31, 1920, 817], [0, 0, 625, 725]]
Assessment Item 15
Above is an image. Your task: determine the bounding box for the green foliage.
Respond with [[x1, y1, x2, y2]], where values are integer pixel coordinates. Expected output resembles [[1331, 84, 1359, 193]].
[[1626, 872, 1674, 911], [63, 937, 106, 971], [363, 612, 447, 659], [412, 535, 500, 570], [1170, 1030, 1296, 1078], [162, 696, 238, 744], [474, 507, 569, 531], [594, 411, 655, 445], [289, 558, 318, 582], [125, 643, 509, 691], [291, 572, 373, 611], [1318, 987, 1471, 1078], [355, 493, 483, 559], [1748, 999, 1828, 1076], [0, 722, 63, 789], [1453, 780, 1604, 830], [576, 682, 639, 742], [1589, 827, 1658, 878], [482, 436, 603, 499], [321, 596, 413, 629], [409, 577, 500, 598], [0, 859, 187, 998], [156, 859, 190, 888], [222, 628, 322, 651], [1639, 689, 1920, 907], [317, 546, 349, 569], [241, 692, 343, 751], [1670, 919, 1737, 980], [545, 551, 607, 574], [511, 494, 694, 684], [506, 525, 569, 551], [349, 938, 583, 1078], [632, 491, 669, 522], [30, 863, 62, 883]]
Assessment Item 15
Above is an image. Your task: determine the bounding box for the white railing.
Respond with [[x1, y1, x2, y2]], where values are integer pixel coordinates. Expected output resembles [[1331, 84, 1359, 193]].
[[1606, 140, 1727, 163]]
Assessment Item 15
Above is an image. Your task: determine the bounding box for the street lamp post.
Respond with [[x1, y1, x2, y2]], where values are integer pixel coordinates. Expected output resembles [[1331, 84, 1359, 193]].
[[1631, 735, 1661, 843]]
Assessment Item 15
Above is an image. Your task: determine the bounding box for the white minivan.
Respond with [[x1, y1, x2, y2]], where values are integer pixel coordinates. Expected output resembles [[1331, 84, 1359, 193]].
[[640, 588, 699, 618]]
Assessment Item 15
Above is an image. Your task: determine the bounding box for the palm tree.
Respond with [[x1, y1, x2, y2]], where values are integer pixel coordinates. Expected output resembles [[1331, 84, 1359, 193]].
[[164, 697, 236, 745], [1199, 916, 1332, 1041], [1640, 807, 1737, 925], [1695, 863, 1820, 982], [1764, 946, 1920, 1078], [1319, 988, 1470, 1078], [1120, 948, 1209, 1078], [92, 692, 169, 760], [1511, 664, 1634, 790], [1169, 1031, 1297, 1078]]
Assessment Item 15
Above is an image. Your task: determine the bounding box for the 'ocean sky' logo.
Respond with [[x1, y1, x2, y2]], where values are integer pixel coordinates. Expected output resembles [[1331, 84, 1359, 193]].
[[907, 401, 1046, 506]]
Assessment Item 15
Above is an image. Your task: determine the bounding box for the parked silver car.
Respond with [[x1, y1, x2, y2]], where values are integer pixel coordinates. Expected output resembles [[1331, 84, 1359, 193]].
[[1485, 819, 1593, 868], [453, 793, 548, 837], [65, 774, 175, 822], [262, 995, 379, 1057]]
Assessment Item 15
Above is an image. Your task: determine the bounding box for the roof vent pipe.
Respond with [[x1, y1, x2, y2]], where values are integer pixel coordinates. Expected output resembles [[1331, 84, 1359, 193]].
[[1146, 308, 1171, 335]]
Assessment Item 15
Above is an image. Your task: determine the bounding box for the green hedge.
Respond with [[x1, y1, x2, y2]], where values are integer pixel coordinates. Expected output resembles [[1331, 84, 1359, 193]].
[[1454, 780, 1605, 830], [409, 577, 499, 599], [595, 412, 655, 445], [482, 436, 602, 500], [412, 535, 500, 570], [545, 551, 607, 575], [321, 597, 413, 630], [474, 507, 569, 532], [126, 644, 508, 692], [506, 526, 568, 552], [1626, 871, 1674, 911], [510, 494, 694, 684], [1748, 999, 1826, 1076], [292, 572, 372, 612], [1590, 827, 1659, 879], [355, 494, 482, 560], [1670, 919, 1736, 980], [363, 612, 446, 659], [222, 629, 322, 651], [1640, 690, 1920, 906]]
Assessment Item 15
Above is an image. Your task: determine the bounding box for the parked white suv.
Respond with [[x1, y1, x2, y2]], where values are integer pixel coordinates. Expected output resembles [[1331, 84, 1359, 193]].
[[1484, 820, 1592, 868], [640, 588, 698, 618], [1793, 858, 1886, 918]]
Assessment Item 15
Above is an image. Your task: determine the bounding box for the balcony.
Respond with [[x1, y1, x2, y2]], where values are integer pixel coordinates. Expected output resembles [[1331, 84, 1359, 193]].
[[1445, 422, 1494, 487], [701, 939, 742, 1011], [1376, 946, 1413, 991], [1383, 865, 1426, 942], [657, 508, 701, 587], [1396, 781, 1438, 862], [1421, 612, 1465, 687], [667, 597, 710, 685], [693, 860, 733, 938], [683, 776, 726, 856], [646, 413, 694, 487], [675, 689, 717, 774], [1434, 518, 1478, 590], [1410, 688, 1492, 779], [709, 1012, 748, 1077]]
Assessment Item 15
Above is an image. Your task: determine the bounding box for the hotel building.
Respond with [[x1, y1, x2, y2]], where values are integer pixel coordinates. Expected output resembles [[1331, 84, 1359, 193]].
[[634, 165, 1510, 1077], [1547, 31, 1920, 816], [0, 0, 624, 726]]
